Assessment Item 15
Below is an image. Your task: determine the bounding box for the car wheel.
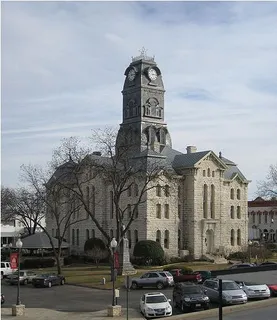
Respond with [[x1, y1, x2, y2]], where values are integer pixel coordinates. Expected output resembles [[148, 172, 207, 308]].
[[156, 282, 164, 290], [23, 279, 28, 285], [60, 279, 65, 285], [181, 302, 187, 313], [172, 297, 177, 308], [48, 282, 52, 288], [131, 282, 138, 289]]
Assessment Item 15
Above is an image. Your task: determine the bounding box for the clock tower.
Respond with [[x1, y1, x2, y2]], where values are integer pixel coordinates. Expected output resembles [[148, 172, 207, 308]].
[[116, 48, 172, 157]]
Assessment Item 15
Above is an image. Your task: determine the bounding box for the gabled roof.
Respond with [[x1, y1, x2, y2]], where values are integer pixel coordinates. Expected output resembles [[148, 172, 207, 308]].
[[223, 164, 248, 182], [12, 232, 69, 249]]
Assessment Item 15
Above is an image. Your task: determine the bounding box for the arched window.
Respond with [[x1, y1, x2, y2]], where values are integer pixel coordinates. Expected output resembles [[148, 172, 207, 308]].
[[156, 230, 161, 243], [72, 229, 75, 245], [237, 229, 241, 246], [91, 229, 95, 238], [76, 229, 79, 246], [91, 185, 95, 216], [207, 168, 211, 177], [178, 204, 181, 219], [264, 212, 268, 224], [231, 229, 235, 246], [134, 230, 138, 243], [252, 212, 256, 224], [164, 230, 169, 249], [128, 186, 132, 197], [128, 230, 132, 248], [134, 183, 139, 196], [178, 229, 181, 249], [203, 184, 208, 218], [237, 189, 241, 200], [86, 186, 90, 210], [86, 229, 90, 240], [128, 204, 132, 218], [230, 188, 234, 200], [110, 229, 113, 239], [258, 212, 262, 224], [134, 206, 138, 219], [231, 206, 235, 219], [203, 170, 206, 177], [212, 171, 215, 177], [110, 191, 114, 219], [156, 204, 161, 219], [178, 186, 181, 199], [164, 185, 170, 197], [210, 184, 215, 219], [164, 204, 169, 219], [156, 185, 162, 197], [237, 206, 241, 219]]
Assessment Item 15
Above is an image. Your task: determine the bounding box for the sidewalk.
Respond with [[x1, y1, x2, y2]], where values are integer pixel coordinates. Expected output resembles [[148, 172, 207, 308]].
[[1, 307, 145, 320]]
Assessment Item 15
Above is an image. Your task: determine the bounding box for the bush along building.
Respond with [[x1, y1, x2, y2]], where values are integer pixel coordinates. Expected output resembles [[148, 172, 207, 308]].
[[46, 51, 250, 261]]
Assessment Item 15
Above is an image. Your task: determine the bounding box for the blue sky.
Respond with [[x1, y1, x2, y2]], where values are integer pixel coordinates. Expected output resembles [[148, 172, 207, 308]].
[[2, 1, 277, 199]]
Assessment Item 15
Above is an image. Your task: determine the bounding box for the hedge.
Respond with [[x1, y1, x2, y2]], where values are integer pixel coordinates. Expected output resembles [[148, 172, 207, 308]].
[[133, 240, 164, 265], [23, 258, 55, 269]]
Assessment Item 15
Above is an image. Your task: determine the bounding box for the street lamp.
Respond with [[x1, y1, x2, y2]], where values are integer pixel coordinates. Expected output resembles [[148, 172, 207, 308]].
[[16, 238, 23, 305], [248, 240, 252, 263], [110, 238, 117, 307]]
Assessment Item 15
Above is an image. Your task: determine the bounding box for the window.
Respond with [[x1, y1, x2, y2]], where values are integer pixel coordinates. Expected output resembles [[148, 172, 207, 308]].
[[52, 229, 54, 237], [237, 189, 241, 200], [210, 184, 215, 219], [164, 230, 169, 249], [237, 206, 241, 219], [203, 170, 206, 177], [134, 206, 138, 219], [110, 191, 114, 219], [91, 185, 95, 216], [203, 184, 208, 218], [134, 230, 138, 243], [86, 186, 90, 210], [76, 229, 79, 246], [156, 204, 161, 219], [134, 184, 139, 196], [164, 185, 170, 197], [231, 206, 235, 219], [164, 204, 169, 219], [212, 171, 215, 177], [128, 204, 132, 218], [128, 230, 132, 248], [265, 213, 268, 224], [207, 168, 211, 177], [110, 229, 113, 239], [237, 229, 241, 246], [156, 185, 162, 197], [128, 187, 132, 197], [156, 230, 161, 243], [252, 213, 256, 224], [86, 229, 90, 240], [258, 213, 261, 224], [231, 229, 235, 246], [178, 186, 181, 199], [230, 188, 234, 200], [178, 229, 181, 249], [72, 229, 75, 245], [178, 204, 181, 219]]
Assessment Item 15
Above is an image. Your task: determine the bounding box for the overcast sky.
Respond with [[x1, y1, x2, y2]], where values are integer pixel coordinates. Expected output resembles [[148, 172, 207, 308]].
[[2, 1, 277, 199]]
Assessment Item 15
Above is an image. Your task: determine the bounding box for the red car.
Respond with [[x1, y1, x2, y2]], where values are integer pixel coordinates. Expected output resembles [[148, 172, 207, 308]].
[[267, 284, 277, 297]]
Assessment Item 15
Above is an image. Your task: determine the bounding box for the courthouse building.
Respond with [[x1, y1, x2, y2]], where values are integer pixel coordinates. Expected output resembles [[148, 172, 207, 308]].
[[46, 52, 250, 259]]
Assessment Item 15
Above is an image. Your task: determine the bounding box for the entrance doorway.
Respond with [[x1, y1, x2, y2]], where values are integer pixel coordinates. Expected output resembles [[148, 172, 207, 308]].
[[205, 229, 214, 253]]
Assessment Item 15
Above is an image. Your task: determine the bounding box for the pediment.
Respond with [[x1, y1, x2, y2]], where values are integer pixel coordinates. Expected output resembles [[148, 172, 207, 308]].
[[196, 151, 227, 170]]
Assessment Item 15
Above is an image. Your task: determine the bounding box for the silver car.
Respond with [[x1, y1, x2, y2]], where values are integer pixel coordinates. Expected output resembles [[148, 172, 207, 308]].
[[131, 271, 174, 290], [235, 281, 271, 299], [7, 270, 37, 285], [202, 279, 248, 305]]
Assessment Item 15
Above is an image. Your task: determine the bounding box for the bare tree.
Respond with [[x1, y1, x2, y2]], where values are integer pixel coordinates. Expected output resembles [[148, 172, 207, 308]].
[[85, 248, 108, 268], [1, 186, 44, 235], [257, 163, 277, 198]]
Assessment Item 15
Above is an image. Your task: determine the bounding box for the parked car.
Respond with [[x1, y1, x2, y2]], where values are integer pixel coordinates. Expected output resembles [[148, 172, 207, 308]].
[[32, 274, 65, 288], [1, 262, 13, 278], [202, 279, 248, 305], [229, 263, 255, 269], [259, 261, 277, 267], [267, 284, 277, 297], [7, 270, 37, 285], [1, 293, 5, 305], [235, 281, 270, 299], [131, 271, 174, 290], [169, 269, 202, 284], [140, 292, 172, 318], [172, 282, 210, 312], [192, 270, 212, 282]]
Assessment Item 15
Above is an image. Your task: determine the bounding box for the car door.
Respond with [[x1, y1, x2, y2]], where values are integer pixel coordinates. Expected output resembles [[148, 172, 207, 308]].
[[148, 272, 159, 287], [140, 295, 146, 313], [138, 273, 150, 287], [204, 281, 217, 302], [27, 271, 37, 282]]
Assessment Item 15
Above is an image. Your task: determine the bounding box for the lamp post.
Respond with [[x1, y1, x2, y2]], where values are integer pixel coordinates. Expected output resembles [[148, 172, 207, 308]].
[[110, 238, 118, 307], [248, 240, 252, 263], [16, 238, 23, 306]]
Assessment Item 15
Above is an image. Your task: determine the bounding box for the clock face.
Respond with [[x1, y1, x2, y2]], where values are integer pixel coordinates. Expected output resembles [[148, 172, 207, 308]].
[[128, 69, 136, 81], [148, 68, 157, 81]]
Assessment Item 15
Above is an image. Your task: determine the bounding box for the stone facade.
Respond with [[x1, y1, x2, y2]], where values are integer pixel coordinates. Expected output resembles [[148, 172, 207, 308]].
[[46, 53, 250, 260]]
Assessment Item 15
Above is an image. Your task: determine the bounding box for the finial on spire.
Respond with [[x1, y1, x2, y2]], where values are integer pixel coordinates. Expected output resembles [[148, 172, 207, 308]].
[[219, 151, 222, 159], [132, 47, 155, 62], [139, 46, 148, 57]]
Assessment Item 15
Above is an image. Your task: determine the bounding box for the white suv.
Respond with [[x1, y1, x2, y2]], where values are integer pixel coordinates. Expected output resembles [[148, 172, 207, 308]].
[[1, 262, 13, 278], [202, 279, 248, 305]]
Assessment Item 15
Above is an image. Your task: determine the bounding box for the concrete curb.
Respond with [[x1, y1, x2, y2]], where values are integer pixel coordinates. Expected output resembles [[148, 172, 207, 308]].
[[65, 283, 112, 290], [169, 297, 277, 320]]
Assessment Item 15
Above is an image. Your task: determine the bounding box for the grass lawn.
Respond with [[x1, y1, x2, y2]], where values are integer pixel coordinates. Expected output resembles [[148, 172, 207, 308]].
[[35, 262, 230, 290]]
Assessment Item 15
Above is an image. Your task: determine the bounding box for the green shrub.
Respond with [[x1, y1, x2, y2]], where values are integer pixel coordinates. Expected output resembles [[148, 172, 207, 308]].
[[23, 258, 55, 269], [227, 251, 248, 261], [133, 240, 164, 265], [163, 264, 193, 274]]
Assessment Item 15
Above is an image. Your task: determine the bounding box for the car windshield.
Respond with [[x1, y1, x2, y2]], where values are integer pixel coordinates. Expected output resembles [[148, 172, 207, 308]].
[[146, 296, 167, 303], [183, 287, 203, 294], [12, 271, 24, 276], [40, 274, 51, 277], [222, 282, 240, 290]]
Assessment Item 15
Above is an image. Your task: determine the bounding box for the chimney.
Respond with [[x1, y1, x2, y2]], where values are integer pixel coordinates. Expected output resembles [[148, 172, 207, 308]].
[[92, 151, 102, 156], [186, 146, 197, 154]]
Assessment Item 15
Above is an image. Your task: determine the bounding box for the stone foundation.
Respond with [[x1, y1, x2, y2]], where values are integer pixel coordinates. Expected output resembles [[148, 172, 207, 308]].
[[107, 305, 122, 317], [12, 304, 26, 316]]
